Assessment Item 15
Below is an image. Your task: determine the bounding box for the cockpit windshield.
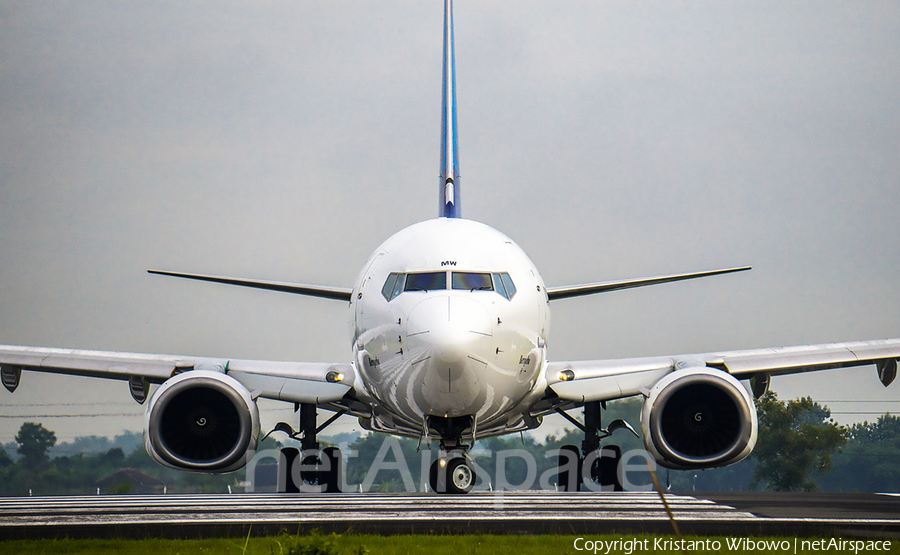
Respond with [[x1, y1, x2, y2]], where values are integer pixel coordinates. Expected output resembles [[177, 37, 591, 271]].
[[382, 271, 516, 301], [452, 272, 493, 291], [404, 272, 446, 292]]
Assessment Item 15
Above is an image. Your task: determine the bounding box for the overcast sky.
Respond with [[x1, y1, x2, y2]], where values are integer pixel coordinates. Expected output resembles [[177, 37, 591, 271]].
[[1, 1, 898, 444]]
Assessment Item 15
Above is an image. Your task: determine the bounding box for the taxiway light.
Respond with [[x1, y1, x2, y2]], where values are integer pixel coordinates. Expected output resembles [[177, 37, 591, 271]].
[[558, 369, 575, 382], [326, 371, 344, 383]]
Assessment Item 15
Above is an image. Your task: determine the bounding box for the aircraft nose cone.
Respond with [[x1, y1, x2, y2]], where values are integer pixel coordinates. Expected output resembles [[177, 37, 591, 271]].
[[406, 295, 493, 415], [406, 296, 492, 363]]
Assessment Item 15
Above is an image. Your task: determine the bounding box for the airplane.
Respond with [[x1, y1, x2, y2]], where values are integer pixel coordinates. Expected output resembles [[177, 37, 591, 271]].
[[2, 0, 899, 494]]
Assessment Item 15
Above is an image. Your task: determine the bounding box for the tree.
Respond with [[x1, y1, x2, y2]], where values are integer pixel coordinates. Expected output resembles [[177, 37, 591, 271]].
[[345, 433, 425, 492], [818, 414, 900, 492], [0, 447, 12, 468], [15, 422, 57, 466], [750, 392, 847, 492], [847, 413, 900, 444]]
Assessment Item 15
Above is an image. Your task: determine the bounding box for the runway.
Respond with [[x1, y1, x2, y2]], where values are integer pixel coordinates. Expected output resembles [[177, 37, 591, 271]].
[[1, 491, 899, 539]]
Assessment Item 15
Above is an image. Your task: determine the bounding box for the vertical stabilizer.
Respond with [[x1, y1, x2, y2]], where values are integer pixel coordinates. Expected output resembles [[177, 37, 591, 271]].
[[439, 0, 460, 218]]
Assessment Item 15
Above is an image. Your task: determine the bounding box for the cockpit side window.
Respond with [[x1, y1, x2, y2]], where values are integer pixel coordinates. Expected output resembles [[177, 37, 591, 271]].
[[492, 273, 508, 299], [452, 272, 493, 292], [499, 272, 517, 300], [404, 272, 446, 292], [391, 273, 406, 299], [382, 273, 409, 301], [382, 273, 400, 301]]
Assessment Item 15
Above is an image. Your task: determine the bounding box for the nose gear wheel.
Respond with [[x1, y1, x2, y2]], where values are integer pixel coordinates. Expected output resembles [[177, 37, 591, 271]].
[[429, 456, 475, 494]]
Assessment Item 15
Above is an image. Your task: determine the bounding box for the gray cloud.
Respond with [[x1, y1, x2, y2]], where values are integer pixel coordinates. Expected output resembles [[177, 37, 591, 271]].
[[1, 1, 897, 441]]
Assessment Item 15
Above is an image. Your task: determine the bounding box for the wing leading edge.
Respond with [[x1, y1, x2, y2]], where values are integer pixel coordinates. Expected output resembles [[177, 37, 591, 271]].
[[544, 338, 900, 405], [0, 345, 352, 405]]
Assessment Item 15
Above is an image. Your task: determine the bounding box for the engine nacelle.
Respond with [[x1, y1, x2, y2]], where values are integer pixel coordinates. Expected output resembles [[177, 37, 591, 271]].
[[641, 367, 757, 470], [144, 370, 260, 473]]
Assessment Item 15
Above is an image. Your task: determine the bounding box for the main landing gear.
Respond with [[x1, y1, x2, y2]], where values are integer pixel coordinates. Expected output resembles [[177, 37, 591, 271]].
[[555, 401, 639, 492], [269, 404, 344, 493]]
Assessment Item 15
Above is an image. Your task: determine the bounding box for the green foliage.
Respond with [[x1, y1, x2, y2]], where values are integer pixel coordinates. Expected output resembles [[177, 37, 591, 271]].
[[343, 433, 426, 491], [665, 457, 755, 493], [0, 423, 240, 496], [5, 534, 893, 555], [109, 480, 134, 495], [14, 422, 57, 465], [2, 396, 895, 495], [655, 398, 899, 494], [0, 445, 13, 467], [750, 392, 847, 492], [274, 530, 342, 555], [49, 431, 143, 458], [818, 413, 900, 492]]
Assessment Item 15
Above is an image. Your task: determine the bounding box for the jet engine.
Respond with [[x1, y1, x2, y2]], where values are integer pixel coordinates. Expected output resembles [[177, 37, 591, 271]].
[[144, 370, 260, 473], [641, 367, 757, 470]]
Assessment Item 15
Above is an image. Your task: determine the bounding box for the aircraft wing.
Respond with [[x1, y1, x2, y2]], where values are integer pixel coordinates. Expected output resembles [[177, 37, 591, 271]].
[[0, 345, 352, 405], [546, 338, 900, 404], [546, 266, 751, 301], [147, 270, 353, 302]]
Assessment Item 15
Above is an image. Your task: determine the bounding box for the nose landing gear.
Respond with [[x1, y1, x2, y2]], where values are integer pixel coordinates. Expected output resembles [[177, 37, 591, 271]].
[[424, 414, 477, 494], [429, 455, 476, 494]]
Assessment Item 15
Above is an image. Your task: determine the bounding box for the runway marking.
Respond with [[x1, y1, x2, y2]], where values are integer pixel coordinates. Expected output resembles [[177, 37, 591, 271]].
[[0, 492, 757, 526], [2, 492, 898, 536]]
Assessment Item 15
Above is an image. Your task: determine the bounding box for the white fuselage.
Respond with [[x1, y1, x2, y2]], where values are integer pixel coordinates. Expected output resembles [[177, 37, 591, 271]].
[[349, 218, 551, 440]]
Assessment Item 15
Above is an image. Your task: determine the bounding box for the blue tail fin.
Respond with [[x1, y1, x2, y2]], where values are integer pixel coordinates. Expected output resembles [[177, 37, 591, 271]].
[[439, 0, 460, 218]]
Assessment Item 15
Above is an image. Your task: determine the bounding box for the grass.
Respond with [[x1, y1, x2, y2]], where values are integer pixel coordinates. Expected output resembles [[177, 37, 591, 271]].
[[1, 532, 899, 554]]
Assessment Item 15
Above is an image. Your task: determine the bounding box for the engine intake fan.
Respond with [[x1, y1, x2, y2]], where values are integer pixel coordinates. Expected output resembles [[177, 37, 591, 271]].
[[144, 370, 260, 473], [641, 368, 757, 470]]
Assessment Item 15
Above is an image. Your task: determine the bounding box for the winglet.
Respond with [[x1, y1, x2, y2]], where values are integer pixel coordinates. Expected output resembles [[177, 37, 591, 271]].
[[439, 0, 460, 218]]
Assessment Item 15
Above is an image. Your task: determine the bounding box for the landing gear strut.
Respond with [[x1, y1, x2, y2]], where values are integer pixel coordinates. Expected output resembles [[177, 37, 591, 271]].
[[425, 415, 477, 494], [556, 401, 628, 492], [276, 404, 343, 493]]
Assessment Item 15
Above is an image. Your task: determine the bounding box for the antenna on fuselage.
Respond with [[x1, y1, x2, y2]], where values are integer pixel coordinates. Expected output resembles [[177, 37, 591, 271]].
[[439, 0, 460, 218]]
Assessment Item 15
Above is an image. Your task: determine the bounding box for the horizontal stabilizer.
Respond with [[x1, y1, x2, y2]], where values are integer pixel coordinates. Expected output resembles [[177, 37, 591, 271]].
[[148, 270, 353, 302], [546, 266, 751, 301]]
